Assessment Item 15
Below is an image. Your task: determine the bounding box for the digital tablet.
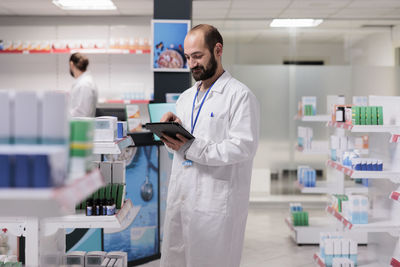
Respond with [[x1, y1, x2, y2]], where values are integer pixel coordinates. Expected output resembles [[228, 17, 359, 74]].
[[145, 122, 195, 141]]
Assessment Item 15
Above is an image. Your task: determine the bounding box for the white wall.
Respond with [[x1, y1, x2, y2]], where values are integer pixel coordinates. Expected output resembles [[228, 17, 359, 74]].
[[0, 16, 154, 100], [222, 41, 347, 66], [350, 31, 396, 67]]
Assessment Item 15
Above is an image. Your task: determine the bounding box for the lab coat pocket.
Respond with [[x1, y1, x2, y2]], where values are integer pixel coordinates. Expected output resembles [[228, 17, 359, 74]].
[[195, 177, 230, 215], [205, 115, 228, 142]]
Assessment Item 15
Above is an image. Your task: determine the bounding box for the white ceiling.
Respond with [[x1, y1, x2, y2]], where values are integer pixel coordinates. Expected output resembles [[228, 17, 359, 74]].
[[0, 0, 399, 44]]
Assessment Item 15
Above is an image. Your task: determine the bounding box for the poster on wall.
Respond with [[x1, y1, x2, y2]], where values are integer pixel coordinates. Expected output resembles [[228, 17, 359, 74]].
[[103, 146, 160, 264], [151, 19, 191, 72]]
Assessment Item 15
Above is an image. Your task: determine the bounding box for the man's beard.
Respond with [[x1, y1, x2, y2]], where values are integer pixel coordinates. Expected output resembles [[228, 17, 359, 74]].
[[191, 53, 217, 81]]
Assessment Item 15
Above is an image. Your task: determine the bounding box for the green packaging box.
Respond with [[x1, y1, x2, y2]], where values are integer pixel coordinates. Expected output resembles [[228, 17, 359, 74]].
[[365, 107, 372, 125], [371, 106, 378, 125], [360, 107, 366, 125], [377, 106, 383, 125]]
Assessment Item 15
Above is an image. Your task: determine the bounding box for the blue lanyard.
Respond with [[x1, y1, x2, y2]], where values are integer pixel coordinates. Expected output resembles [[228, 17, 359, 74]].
[[191, 82, 215, 134]]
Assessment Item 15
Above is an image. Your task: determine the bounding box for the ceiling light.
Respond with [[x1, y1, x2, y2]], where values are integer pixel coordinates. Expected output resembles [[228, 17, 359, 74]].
[[52, 0, 117, 10], [270, 19, 323, 28]]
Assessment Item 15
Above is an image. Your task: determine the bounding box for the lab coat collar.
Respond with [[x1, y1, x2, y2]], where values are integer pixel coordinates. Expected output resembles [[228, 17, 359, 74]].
[[73, 71, 90, 86], [193, 70, 232, 94]]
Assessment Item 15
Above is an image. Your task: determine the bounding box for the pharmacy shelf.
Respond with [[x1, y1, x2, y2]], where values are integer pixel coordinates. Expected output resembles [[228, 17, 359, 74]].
[[93, 136, 134, 154], [285, 216, 367, 244], [391, 258, 400, 267], [294, 114, 331, 122], [295, 181, 368, 194], [0, 48, 151, 55], [326, 206, 400, 235], [43, 199, 140, 236], [313, 253, 325, 267], [326, 160, 400, 182], [327, 122, 400, 143], [0, 169, 104, 218], [295, 145, 329, 155], [390, 191, 400, 202]]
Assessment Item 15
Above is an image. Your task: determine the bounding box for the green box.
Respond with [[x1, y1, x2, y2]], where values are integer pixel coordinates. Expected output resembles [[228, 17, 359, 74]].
[[112, 184, 119, 205], [99, 187, 105, 200], [116, 184, 124, 209], [360, 107, 366, 125], [106, 184, 112, 199], [377, 106, 383, 125], [70, 120, 94, 143], [352, 106, 360, 125], [371, 106, 378, 125], [365, 107, 372, 125]]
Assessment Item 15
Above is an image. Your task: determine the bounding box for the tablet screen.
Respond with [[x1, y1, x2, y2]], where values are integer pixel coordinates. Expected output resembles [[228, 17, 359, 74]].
[[148, 103, 176, 140]]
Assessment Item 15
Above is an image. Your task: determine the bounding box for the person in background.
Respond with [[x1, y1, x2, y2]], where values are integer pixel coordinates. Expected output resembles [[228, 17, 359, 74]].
[[159, 24, 260, 267], [69, 52, 98, 117]]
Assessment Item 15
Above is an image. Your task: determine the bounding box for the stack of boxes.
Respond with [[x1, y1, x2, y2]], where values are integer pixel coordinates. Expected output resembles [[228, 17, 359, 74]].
[[76, 161, 126, 215], [0, 91, 69, 188], [297, 166, 316, 187], [69, 118, 95, 180], [289, 203, 308, 226], [319, 233, 357, 267], [297, 126, 313, 150], [301, 96, 317, 116], [342, 195, 369, 224], [352, 106, 383, 125], [331, 194, 368, 224]]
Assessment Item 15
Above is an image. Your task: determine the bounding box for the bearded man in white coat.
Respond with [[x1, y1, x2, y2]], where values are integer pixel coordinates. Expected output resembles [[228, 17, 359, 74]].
[[159, 24, 260, 267]]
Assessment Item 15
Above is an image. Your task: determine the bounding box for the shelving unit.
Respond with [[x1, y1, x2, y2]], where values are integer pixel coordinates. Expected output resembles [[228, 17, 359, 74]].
[[294, 114, 331, 122], [0, 169, 104, 218], [296, 181, 368, 194], [0, 48, 151, 55], [43, 199, 139, 236], [326, 159, 400, 182], [93, 136, 134, 154], [313, 253, 325, 267], [295, 145, 329, 155]]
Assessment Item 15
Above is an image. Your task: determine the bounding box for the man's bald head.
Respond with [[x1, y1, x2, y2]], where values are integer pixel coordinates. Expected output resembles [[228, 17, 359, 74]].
[[188, 24, 223, 54]]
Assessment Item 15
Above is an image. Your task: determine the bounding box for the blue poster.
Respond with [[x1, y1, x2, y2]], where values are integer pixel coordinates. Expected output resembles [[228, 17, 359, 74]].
[[152, 19, 191, 71], [104, 146, 159, 262]]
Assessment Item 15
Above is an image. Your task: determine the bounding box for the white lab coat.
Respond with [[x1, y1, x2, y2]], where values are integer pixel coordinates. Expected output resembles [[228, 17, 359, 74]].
[[70, 71, 98, 117], [161, 71, 260, 267]]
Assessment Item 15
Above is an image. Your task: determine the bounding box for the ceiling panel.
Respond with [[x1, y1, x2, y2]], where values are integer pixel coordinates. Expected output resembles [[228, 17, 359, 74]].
[[288, 0, 351, 9], [231, 0, 291, 9], [347, 0, 400, 9], [193, 1, 231, 9], [280, 8, 338, 18]]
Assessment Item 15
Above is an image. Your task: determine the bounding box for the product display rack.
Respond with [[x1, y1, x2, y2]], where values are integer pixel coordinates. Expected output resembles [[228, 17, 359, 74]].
[[0, 48, 151, 55], [294, 114, 331, 122], [327, 159, 400, 182], [0, 169, 105, 266], [323, 96, 400, 265], [93, 136, 134, 155], [0, 136, 136, 266], [295, 180, 368, 194], [43, 199, 140, 236], [288, 109, 368, 245]]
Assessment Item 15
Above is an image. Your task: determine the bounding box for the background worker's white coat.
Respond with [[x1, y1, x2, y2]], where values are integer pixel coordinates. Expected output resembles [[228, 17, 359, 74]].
[[70, 71, 98, 117], [161, 71, 260, 267]]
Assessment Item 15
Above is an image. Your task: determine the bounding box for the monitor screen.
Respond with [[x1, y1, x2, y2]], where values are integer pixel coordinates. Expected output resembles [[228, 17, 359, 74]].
[[148, 103, 176, 140]]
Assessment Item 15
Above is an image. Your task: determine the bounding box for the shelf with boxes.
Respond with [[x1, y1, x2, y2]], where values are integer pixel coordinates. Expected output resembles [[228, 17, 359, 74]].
[[43, 199, 139, 236], [295, 115, 332, 122], [296, 181, 368, 194], [326, 159, 400, 182], [326, 206, 400, 235], [93, 136, 133, 155]]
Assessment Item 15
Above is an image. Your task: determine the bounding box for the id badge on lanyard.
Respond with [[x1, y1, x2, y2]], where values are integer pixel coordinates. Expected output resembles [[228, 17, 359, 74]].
[[182, 82, 215, 167]]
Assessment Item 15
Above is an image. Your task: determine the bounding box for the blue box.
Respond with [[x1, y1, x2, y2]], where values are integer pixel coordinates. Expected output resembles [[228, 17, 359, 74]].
[[117, 122, 124, 138], [0, 155, 11, 187], [32, 155, 51, 188], [15, 155, 31, 187]]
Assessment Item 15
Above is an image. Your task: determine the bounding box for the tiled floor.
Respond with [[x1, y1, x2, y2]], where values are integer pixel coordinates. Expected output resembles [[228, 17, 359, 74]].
[[138, 206, 322, 267]]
